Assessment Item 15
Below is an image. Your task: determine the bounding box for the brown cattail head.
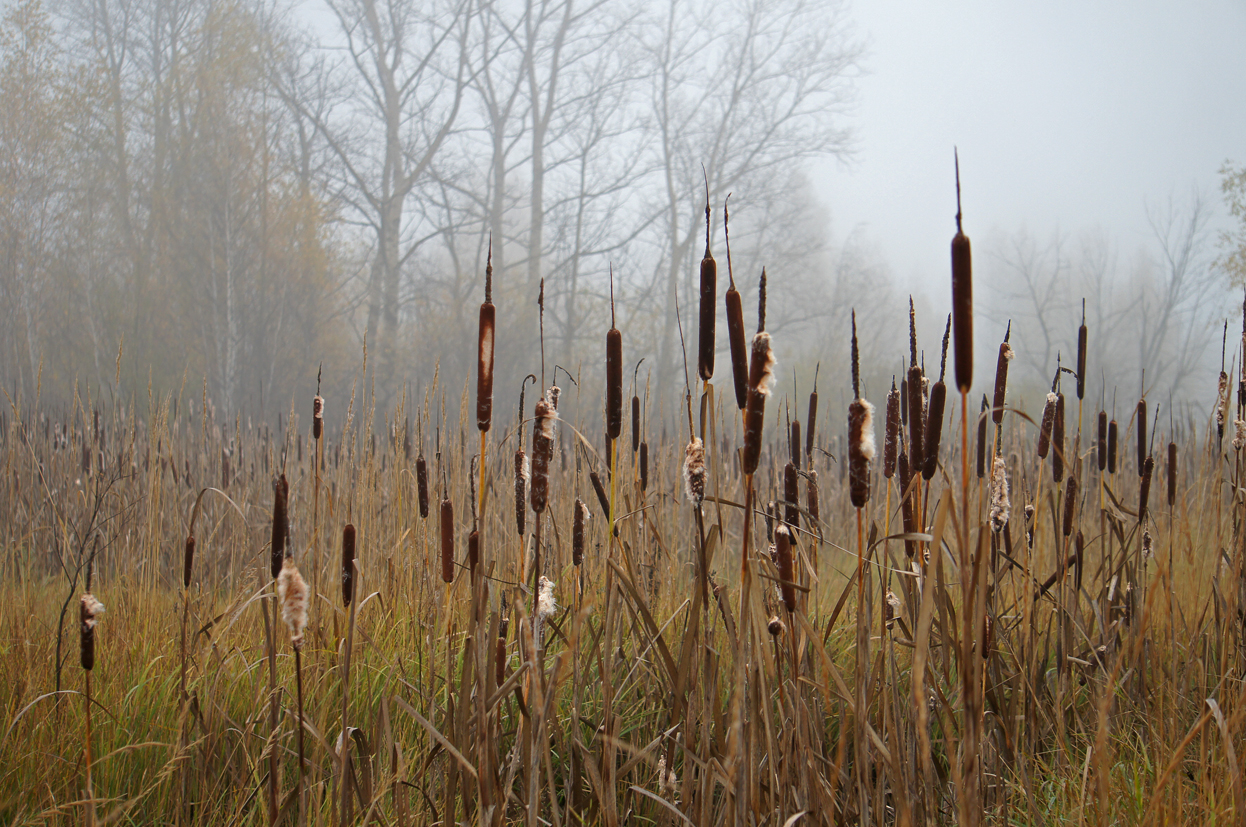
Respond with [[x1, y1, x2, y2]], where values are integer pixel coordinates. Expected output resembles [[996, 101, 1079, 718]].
[[789, 420, 801, 471], [977, 394, 989, 478], [1052, 392, 1066, 483], [742, 390, 766, 476], [683, 437, 706, 505], [277, 558, 309, 648], [1108, 419, 1119, 474], [439, 498, 454, 584], [1167, 441, 1177, 507], [757, 268, 767, 334], [775, 524, 796, 612], [1139, 454, 1154, 520], [951, 151, 973, 392], [573, 498, 588, 566], [589, 471, 610, 521], [341, 523, 356, 606], [606, 327, 623, 441], [514, 449, 528, 536], [848, 398, 875, 509], [183, 535, 195, 590], [783, 461, 798, 526], [1076, 307, 1087, 401], [312, 395, 324, 440], [467, 529, 479, 572], [530, 400, 555, 514], [1062, 475, 1078, 536], [907, 365, 925, 473], [639, 442, 649, 491], [698, 197, 716, 381], [270, 474, 289, 580], [1098, 411, 1108, 472], [725, 287, 748, 410], [806, 469, 820, 525], [1217, 370, 1229, 443], [884, 380, 900, 479], [922, 380, 946, 480], [806, 383, 818, 459], [631, 394, 640, 453], [1038, 392, 1058, 459], [416, 454, 429, 518], [476, 253, 496, 433], [80, 593, 104, 671], [992, 327, 1013, 426], [1136, 398, 1147, 475]]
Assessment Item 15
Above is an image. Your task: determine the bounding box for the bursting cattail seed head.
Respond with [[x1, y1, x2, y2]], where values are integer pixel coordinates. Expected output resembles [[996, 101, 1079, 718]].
[[531, 401, 555, 513], [278, 558, 309, 648], [537, 576, 556, 621], [341, 523, 356, 606], [989, 456, 1010, 533], [683, 437, 706, 505], [884, 381, 900, 479], [312, 395, 324, 440], [270, 474, 289, 580], [573, 498, 589, 566], [775, 524, 795, 612], [80, 593, 105, 671], [1235, 419, 1246, 452], [951, 152, 973, 392], [767, 616, 785, 637], [514, 449, 528, 535], [440, 498, 454, 584], [884, 590, 902, 630], [848, 398, 875, 509], [476, 260, 495, 433]]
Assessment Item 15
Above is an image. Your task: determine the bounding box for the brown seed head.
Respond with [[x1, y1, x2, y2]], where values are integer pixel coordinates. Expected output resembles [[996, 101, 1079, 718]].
[[270, 474, 289, 580], [80, 593, 104, 671], [1139, 454, 1154, 520], [698, 199, 716, 381], [922, 381, 946, 480], [1052, 393, 1066, 483], [416, 454, 429, 518], [1038, 393, 1057, 459], [977, 394, 989, 478], [639, 442, 649, 491], [725, 287, 748, 410], [183, 535, 195, 590], [341, 523, 356, 606], [1062, 475, 1078, 536], [683, 437, 706, 505], [1108, 419, 1118, 474], [884, 381, 900, 479], [907, 365, 925, 473], [783, 461, 798, 526], [806, 469, 820, 525], [606, 328, 623, 441], [951, 152, 973, 392], [514, 449, 528, 536], [573, 498, 588, 566], [440, 499, 454, 584], [530, 400, 555, 514], [1098, 411, 1108, 472], [848, 398, 875, 509], [1136, 399, 1147, 475], [992, 335, 1013, 426], [775, 524, 795, 612], [1167, 441, 1177, 507]]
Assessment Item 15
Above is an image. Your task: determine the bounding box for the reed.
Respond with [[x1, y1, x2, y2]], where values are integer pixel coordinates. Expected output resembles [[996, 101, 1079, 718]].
[[723, 197, 749, 411], [697, 185, 716, 382]]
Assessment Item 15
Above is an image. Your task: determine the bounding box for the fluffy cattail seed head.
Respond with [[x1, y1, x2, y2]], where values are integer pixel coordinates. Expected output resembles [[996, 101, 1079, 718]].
[[767, 616, 785, 637], [1234, 419, 1246, 451], [537, 576, 556, 621], [440, 498, 454, 584], [278, 558, 309, 648], [341, 523, 356, 606], [530, 401, 555, 514], [312, 396, 324, 440], [80, 593, 105, 671], [748, 332, 776, 397], [683, 437, 706, 505], [989, 457, 1010, 533], [884, 590, 901, 630], [514, 450, 528, 536], [477, 305, 495, 433], [848, 398, 875, 509]]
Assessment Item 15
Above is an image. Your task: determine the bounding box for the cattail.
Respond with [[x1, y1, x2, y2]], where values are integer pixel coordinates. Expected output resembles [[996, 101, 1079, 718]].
[[989, 456, 1010, 533], [467, 529, 479, 571], [439, 498, 454, 584], [992, 327, 1013, 425], [698, 196, 716, 381], [312, 395, 324, 440], [1139, 455, 1154, 520], [951, 152, 973, 392], [416, 454, 429, 518], [1038, 393, 1058, 459], [1167, 441, 1177, 507], [884, 590, 901, 630], [1141, 524, 1154, 561], [476, 244, 495, 433], [183, 535, 195, 590], [514, 449, 528, 535], [1108, 419, 1119, 473], [496, 606, 509, 686], [606, 288, 623, 441], [900, 377, 909, 428], [764, 503, 775, 544], [790, 420, 801, 471], [639, 442, 649, 491], [531, 401, 555, 514], [80, 593, 104, 670], [1235, 419, 1246, 451], [277, 558, 309, 648], [632, 394, 641, 453], [982, 614, 993, 660], [573, 499, 589, 566], [723, 197, 748, 410], [742, 319, 775, 475], [775, 524, 795, 612], [806, 381, 818, 459], [767, 616, 785, 637], [976, 395, 989, 478], [270, 474, 289, 580], [1076, 308, 1087, 401], [1098, 411, 1108, 472], [907, 365, 924, 475], [1062, 475, 1077, 536], [546, 384, 561, 411], [783, 461, 798, 526], [590, 471, 610, 520], [1052, 393, 1066, 483], [1217, 370, 1229, 443], [848, 399, 875, 509], [683, 437, 706, 505], [341, 523, 356, 605], [537, 576, 556, 621], [923, 382, 946, 480], [806, 469, 820, 525], [1136, 399, 1147, 474], [884, 381, 900, 479]]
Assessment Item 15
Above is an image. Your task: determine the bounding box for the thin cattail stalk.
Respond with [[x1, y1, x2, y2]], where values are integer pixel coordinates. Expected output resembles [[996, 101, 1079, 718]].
[[339, 523, 358, 827]]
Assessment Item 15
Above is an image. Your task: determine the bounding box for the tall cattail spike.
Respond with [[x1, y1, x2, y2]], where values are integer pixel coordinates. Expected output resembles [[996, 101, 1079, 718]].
[[757, 269, 767, 333], [939, 314, 951, 382], [909, 297, 917, 367], [485, 234, 493, 303], [851, 310, 861, 400]]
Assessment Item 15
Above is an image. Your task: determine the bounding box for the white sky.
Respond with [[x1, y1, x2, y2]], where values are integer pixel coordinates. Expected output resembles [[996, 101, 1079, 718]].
[[814, 0, 1246, 295]]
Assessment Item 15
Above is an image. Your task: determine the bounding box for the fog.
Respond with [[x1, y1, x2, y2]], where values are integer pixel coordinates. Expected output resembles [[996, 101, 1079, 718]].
[[1, 0, 1242, 431]]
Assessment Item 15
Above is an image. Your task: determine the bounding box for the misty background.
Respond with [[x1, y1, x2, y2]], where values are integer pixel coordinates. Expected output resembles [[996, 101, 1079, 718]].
[[3, 0, 1244, 435]]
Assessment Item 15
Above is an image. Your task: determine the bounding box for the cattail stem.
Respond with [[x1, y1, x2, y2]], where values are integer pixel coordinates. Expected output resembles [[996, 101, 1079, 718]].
[[294, 646, 306, 824]]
